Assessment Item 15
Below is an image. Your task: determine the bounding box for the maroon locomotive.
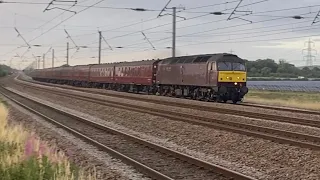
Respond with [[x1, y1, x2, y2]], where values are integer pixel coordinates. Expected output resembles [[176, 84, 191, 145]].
[[29, 53, 248, 103]]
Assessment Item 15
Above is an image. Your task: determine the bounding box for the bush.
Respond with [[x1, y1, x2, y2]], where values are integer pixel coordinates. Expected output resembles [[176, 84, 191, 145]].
[[0, 103, 96, 180]]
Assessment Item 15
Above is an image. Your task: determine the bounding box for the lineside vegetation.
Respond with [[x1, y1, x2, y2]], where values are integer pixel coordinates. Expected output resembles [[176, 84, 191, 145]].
[[245, 90, 320, 110], [0, 102, 96, 180]]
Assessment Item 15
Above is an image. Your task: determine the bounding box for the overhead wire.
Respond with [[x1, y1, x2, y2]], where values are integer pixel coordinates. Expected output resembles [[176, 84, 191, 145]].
[[3, 0, 320, 65], [139, 0, 272, 34], [2, 0, 262, 58], [179, 19, 315, 37], [183, 4, 320, 14], [177, 32, 320, 47], [147, 10, 316, 45], [160, 4, 319, 34], [28, 0, 106, 43], [102, 0, 270, 40], [100, 7, 320, 51], [184, 0, 240, 11], [1, 0, 106, 57], [1, 1, 162, 11], [177, 25, 320, 43]]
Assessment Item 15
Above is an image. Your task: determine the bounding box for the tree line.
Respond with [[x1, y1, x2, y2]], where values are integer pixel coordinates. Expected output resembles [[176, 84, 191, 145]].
[[0, 65, 13, 77], [245, 59, 320, 79]]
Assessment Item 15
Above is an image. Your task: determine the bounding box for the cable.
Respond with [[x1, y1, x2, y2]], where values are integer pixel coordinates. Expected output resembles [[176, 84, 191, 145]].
[[103, 13, 214, 41], [177, 32, 320, 47], [179, 20, 316, 38], [1, 0, 106, 57], [178, 25, 320, 44], [153, 11, 317, 44], [0, 1, 77, 57], [1, 1, 161, 11], [183, 4, 320, 14], [2, 0, 268, 58], [29, 0, 106, 43], [161, 4, 318, 34], [100, 17, 158, 30], [184, 0, 240, 11], [145, 0, 273, 33], [125, 11, 316, 48]]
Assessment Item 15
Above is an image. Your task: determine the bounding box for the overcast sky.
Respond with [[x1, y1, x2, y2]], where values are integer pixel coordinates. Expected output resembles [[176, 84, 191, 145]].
[[1, 0, 320, 69]]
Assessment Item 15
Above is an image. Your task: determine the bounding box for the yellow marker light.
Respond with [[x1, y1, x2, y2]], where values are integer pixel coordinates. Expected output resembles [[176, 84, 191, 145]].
[[234, 82, 238, 85]]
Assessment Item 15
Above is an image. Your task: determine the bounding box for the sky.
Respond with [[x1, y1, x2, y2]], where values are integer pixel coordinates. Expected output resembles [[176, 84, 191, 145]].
[[1, 0, 320, 69]]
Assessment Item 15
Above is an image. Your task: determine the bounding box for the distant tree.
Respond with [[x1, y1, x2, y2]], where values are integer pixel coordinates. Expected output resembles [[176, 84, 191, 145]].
[[311, 67, 320, 78], [302, 67, 311, 74], [255, 59, 278, 73], [261, 67, 272, 76], [250, 67, 258, 74], [245, 58, 320, 78]]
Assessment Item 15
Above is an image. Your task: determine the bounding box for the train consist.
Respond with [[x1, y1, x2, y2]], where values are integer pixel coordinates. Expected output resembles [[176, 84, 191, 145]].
[[28, 53, 248, 103]]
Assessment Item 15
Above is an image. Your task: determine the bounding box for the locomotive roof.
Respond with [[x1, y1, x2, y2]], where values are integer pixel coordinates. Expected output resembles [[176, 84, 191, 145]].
[[160, 53, 244, 64]]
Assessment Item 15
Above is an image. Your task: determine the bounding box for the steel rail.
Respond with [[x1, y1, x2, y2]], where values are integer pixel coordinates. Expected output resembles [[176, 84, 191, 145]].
[[238, 102, 320, 116], [0, 86, 255, 180], [15, 82, 320, 150]]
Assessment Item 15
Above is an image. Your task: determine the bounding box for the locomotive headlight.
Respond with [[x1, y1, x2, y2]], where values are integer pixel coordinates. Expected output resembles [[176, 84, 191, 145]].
[[237, 77, 240, 79], [234, 82, 238, 85]]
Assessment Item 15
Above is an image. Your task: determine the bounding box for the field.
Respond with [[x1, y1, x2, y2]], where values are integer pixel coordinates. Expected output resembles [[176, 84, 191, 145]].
[[244, 90, 320, 110], [0, 101, 96, 180]]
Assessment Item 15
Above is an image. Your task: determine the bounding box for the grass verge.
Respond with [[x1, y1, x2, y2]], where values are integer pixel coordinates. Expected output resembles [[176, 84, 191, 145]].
[[244, 90, 320, 110], [0, 102, 96, 180]]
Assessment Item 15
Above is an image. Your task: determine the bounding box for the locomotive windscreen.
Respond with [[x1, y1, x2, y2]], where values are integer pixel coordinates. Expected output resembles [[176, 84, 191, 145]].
[[217, 62, 245, 71]]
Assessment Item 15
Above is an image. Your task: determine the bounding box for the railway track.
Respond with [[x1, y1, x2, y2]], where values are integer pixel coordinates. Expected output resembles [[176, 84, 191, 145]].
[[13, 81, 320, 150], [0, 86, 255, 180], [20, 76, 320, 117]]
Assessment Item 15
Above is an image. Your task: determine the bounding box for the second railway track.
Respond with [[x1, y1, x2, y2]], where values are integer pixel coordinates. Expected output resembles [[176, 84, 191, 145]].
[[0, 86, 255, 180], [12, 80, 320, 150]]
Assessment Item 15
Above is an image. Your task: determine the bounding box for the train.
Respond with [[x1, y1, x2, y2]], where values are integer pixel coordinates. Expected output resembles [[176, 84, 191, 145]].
[[28, 53, 248, 103]]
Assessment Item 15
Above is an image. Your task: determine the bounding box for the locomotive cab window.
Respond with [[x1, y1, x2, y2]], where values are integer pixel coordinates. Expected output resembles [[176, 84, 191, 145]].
[[232, 62, 246, 71], [218, 62, 232, 71], [218, 62, 245, 71]]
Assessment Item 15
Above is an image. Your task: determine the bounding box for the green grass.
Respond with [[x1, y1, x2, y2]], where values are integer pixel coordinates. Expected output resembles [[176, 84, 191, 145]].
[[245, 90, 320, 110]]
